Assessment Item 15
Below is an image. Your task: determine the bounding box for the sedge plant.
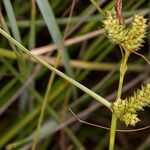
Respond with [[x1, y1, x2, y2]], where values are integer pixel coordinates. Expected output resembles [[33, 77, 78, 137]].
[[103, 8, 149, 149], [0, 1, 149, 150]]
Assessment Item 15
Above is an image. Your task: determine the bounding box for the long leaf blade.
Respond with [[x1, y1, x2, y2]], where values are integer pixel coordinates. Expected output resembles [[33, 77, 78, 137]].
[[36, 0, 74, 77]]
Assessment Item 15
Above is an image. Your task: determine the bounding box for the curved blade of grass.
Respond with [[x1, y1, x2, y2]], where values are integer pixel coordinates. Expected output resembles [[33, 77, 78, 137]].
[[0, 28, 111, 109]]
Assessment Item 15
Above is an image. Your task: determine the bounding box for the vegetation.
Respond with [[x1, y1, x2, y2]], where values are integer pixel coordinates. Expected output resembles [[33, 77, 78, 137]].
[[0, 0, 149, 149]]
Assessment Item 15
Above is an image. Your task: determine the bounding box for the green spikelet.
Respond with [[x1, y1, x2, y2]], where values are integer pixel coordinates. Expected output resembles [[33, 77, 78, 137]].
[[112, 83, 150, 126], [123, 15, 147, 52], [122, 113, 140, 126], [103, 9, 147, 53], [126, 83, 150, 112], [103, 9, 127, 44]]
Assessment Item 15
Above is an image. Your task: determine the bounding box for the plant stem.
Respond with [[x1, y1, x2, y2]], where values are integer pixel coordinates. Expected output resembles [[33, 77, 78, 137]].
[[0, 28, 111, 110], [89, 0, 105, 16], [117, 52, 130, 99], [109, 51, 130, 150], [109, 114, 117, 150]]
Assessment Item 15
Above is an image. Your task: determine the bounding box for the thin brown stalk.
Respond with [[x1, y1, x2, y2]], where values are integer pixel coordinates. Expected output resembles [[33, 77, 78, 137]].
[[132, 51, 150, 65], [31, 29, 104, 55], [116, 0, 124, 24], [69, 108, 150, 132]]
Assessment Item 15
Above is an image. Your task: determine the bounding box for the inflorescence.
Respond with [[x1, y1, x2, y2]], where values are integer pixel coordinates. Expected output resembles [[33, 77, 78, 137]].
[[112, 83, 150, 126], [103, 9, 147, 53]]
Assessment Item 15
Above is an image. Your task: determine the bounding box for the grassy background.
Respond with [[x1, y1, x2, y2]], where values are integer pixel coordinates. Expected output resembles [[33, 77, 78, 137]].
[[0, 0, 149, 149]]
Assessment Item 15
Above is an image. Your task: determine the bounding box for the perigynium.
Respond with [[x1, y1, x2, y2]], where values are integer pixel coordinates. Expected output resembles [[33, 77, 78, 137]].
[[112, 83, 150, 126], [103, 8, 148, 127], [103, 9, 147, 53]]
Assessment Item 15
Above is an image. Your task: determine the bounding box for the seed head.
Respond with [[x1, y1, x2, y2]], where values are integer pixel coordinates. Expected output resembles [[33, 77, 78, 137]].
[[112, 83, 150, 126], [103, 9, 147, 53]]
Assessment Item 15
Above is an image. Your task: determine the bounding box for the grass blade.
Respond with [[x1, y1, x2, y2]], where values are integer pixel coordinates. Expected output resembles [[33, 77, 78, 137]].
[[36, 0, 74, 78], [36, 0, 78, 101], [0, 28, 111, 109], [3, 0, 31, 113], [3, 0, 21, 43]]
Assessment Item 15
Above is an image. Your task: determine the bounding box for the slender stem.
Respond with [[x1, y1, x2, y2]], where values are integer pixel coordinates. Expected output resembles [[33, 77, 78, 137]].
[[0, 28, 111, 110], [29, 0, 36, 49], [109, 114, 117, 150], [117, 51, 130, 99], [31, 53, 61, 150], [89, 0, 105, 16], [109, 51, 130, 150]]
